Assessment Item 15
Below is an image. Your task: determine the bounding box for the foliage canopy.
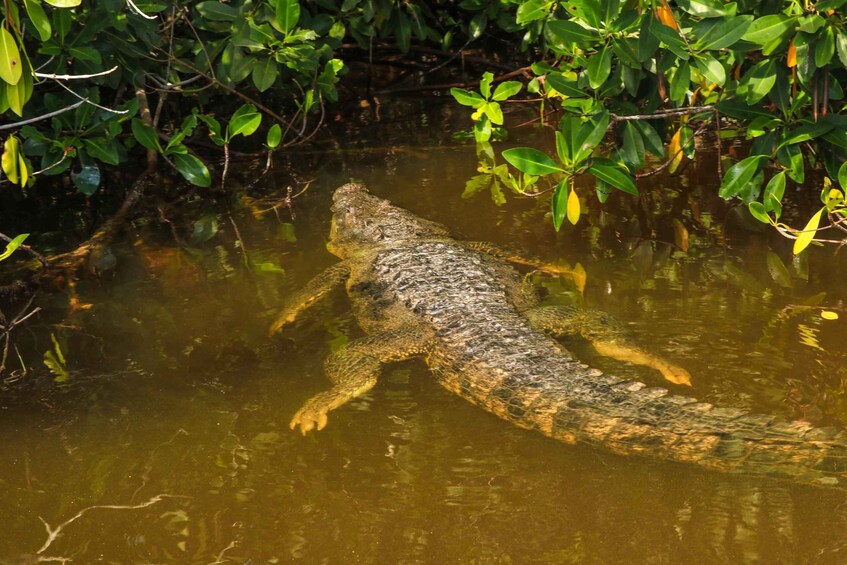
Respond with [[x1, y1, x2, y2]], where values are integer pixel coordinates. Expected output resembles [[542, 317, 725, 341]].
[[1, 0, 847, 255]]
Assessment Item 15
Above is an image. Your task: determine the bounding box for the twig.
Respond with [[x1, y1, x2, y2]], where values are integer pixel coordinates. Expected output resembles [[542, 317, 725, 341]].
[[125, 0, 157, 19], [0, 100, 86, 131], [34, 66, 119, 80], [610, 106, 714, 122], [36, 494, 184, 555], [52, 80, 129, 115]]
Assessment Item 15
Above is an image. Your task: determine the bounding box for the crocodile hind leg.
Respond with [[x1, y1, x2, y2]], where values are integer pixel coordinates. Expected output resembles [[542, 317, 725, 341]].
[[524, 305, 692, 386], [464, 241, 586, 291], [290, 330, 432, 434], [269, 262, 351, 335]]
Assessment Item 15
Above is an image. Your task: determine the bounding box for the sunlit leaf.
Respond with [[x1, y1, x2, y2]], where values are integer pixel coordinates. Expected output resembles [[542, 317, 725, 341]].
[[0, 26, 22, 85], [267, 124, 282, 148], [588, 158, 638, 195], [719, 155, 766, 199], [747, 201, 770, 224], [793, 207, 824, 255], [275, 0, 300, 34], [821, 310, 839, 320], [450, 88, 486, 108], [227, 104, 262, 140], [548, 19, 599, 43], [743, 15, 795, 46], [668, 127, 683, 173], [173, 153, 211, 187], [491, 81, 522, 101], [0, 233, 27, 261], [502, 147, 564, 176], [23, 0, 51, 41], [43, 0, 81, 6]]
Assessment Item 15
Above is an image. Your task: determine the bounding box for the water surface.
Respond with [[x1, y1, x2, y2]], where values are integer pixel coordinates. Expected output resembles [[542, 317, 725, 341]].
[[2, 100, 847, 563]]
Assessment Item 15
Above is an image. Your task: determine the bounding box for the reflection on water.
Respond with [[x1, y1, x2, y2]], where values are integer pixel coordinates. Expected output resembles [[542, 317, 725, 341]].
[[2, 100, 847, 562]]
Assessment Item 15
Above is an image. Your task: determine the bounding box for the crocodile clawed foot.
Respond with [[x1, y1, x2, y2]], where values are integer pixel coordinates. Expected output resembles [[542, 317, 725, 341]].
[[290, 396, 332, 434], [660, 364, 692, 387]]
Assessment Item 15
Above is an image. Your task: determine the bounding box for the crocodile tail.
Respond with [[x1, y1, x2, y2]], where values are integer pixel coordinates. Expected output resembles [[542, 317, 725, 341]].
[[536, 374, 847, 488]]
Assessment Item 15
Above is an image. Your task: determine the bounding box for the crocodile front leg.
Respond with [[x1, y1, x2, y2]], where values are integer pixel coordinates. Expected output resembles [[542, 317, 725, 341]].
[[290, 329, 432, 434], [524, 305, 692, 386], [269, 262, 351, 335]]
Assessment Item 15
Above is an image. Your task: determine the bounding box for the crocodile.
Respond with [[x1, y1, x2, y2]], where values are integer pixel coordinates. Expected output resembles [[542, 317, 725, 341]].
[[272, 182, 847, 488]]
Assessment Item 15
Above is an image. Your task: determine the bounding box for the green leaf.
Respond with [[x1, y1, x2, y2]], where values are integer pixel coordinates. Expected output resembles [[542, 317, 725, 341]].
[[275, 0, 300, 34], [71, 158, 101, 196], [83, 137, 120, 165], [763, 171, 786, 212], [173, 153, 211, 187], [779, 120, 834, 149], [621, 121, 645, 169], [0, 26, 22, 85], [252, 58, 278, 92], [131, 118, 162, 153], [450, 88, 486, 108], [267, 124, 282, 149], [776, 144, 804, 183], [516, 0, 552, 25], [695, 53, 725, 86], [670, 61, 690, 104], [545, 73, 588, 98], [23, 0, 51, 41], [482, 101, 503, 125], [480, 71, 493, 99], [586, 47, 612, 90], [793, 207, 824, 254], [226, 104, 262, 140], [0, 233, 28, 262], [574, 111, 610, 162], [502, 147, 564, 176], [693, 15, 752, 50], [838, 161, 847, 190], [195, 1, 238, 21], [555, 130, 568, 165], [588, 158, 638, 195], [548, 20, 599, 43], [748, 201, 770, 224], [677, 0, 735, 18], [638, 14, 660, 61], [492, 81, 522, 101], [718, 155, 766, 199], [632, 121, 664, 157], [742, 14, 795, 46], [837, 30, 847, 68], [816, 26, 835, 69], [551, 179, 568, 231], [650, 23, 689, 60], [738, 59, 776, 105]]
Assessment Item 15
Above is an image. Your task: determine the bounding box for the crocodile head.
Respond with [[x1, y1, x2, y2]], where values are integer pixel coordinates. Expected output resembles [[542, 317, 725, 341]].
[[328, 183, 450, 258]]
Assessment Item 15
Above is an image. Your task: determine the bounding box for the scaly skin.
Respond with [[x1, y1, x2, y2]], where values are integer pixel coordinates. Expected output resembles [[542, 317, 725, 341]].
[[275, 183, 847, 488]]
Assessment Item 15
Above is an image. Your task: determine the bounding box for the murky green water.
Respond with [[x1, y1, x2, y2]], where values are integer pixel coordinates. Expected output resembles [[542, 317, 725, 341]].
[[3, 101, 847, 563]]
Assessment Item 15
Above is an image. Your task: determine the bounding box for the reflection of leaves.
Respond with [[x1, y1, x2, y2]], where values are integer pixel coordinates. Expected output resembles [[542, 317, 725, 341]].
[[798, 323, 823, 350], [766, 251, 792, 288], [279, 223, 297, 243], [43, 333, 69, 382], [190, 215, 219, 244]]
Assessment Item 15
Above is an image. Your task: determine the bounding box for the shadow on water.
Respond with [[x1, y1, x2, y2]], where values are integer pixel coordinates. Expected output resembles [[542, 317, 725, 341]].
[[3, 99, 847, 562]]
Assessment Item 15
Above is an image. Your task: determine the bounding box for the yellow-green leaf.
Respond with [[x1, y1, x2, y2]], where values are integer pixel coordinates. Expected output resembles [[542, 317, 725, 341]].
[[668, 127, 683, 173], [567, 187, 580, 225], [2, 135, 21, 184], [793, 207, 824, 255], [0, 26, 22, 85], [43, 0, 81, 7], [6, 58, 32, 116], [821, 310, 839, 320]]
